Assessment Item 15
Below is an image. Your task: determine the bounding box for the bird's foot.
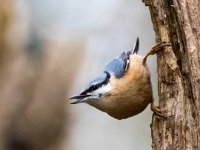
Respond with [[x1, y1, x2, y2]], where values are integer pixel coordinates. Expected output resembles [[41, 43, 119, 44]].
[[151, 104, 169, 120], [143, 42, 171, 63]]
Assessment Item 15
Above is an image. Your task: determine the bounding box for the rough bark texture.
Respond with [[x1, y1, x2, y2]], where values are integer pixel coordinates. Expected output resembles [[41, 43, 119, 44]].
[[143, 0, 200, 149]]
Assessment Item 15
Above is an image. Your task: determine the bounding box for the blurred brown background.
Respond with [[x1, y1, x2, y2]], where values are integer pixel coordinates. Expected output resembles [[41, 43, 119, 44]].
[[0, 0, 157, 150]]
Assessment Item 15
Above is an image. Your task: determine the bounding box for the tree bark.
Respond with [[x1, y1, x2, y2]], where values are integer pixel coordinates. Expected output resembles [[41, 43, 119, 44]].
[[143, 0, 200, 149]]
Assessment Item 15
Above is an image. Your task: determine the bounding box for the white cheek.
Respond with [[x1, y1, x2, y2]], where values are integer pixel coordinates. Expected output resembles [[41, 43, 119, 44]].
[[93, 83, 112, 95]]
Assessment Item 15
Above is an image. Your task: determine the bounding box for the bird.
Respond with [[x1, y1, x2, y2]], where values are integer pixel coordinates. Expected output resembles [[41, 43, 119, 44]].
[[69, 38, 169, 120]]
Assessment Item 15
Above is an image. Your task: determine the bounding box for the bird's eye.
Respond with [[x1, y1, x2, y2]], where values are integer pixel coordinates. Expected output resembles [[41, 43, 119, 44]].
[[91, 85, 97, 90]]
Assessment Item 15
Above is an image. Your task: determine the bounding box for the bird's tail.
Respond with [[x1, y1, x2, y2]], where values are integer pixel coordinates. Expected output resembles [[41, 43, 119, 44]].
[[133, 37, 139, 54]]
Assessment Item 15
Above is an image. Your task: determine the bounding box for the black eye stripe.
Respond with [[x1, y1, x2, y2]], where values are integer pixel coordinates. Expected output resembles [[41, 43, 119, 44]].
[[81, 72, 110, 95], [81, 84, 100, 95]]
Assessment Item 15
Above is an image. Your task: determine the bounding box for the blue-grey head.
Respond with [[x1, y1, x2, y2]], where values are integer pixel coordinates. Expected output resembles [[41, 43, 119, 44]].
[[69, 38, 139, 104]]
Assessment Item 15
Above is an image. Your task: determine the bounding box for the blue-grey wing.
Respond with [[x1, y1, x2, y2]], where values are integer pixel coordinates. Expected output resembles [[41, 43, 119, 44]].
[[103, 52, 129, 78], [103, 38, 139, 78]]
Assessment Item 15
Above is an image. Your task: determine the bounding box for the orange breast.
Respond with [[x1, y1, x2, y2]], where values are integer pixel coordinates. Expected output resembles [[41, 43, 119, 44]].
[[87, 54, 153, 120]]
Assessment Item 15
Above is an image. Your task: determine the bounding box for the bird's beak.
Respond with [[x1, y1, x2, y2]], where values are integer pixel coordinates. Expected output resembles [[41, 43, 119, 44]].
[[69, 94, 91, 104]]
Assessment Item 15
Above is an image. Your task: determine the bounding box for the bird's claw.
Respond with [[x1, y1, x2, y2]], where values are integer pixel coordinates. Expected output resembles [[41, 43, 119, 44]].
[[151, 104, 170, 120], [143, 42, 171, 63]]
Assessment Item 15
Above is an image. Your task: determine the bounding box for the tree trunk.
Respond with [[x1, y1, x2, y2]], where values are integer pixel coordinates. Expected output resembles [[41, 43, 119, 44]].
[[143, 0, 200, 149]]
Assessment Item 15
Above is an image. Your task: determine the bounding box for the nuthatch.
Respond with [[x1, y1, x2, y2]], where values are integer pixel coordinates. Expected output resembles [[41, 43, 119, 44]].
[[70, 38, 169, 120]]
